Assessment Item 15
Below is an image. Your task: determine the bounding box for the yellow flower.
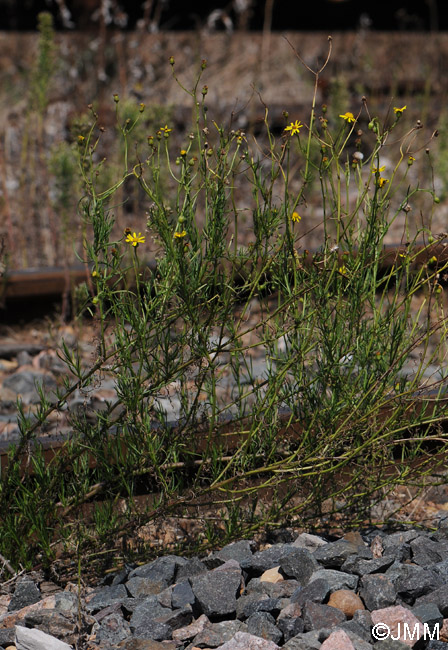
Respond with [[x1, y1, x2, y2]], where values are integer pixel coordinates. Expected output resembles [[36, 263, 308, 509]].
[[160, 125, 172, 134], [180, 149, 187, 156], [339, 112, 356, 123], [377, 177, 389, 188], [339, 264, 348, 276], [291, 212, 301, 222], [408, 155, 416, 165], [284, 120, 303, 135], [373, 165, 386, 173], [125, 232, 146, 247], [393, 106, 407, 114], [174, 230, 187, 238]]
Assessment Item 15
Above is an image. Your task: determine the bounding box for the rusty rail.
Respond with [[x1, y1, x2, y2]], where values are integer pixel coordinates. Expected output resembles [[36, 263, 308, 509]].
[[1, 388, 448, 476], [1, 239, 448, 303]]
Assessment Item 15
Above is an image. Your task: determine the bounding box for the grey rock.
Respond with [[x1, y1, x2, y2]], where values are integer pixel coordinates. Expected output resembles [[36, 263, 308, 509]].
[[171, 580, 196, 609], [117, 637, 177, 649], [410, 536, 448, 567], [352, 609, 373, 634], [192, 620, 248, 647], [427, 642, 448, 649], [337, 619, 372, 643], [126, 575, 172, 598], [190, 569, 243, 618], [381, 530, 420, 561], [3, 370, 57, 403], [129, 596, 172, 634], [415, 585, 448, 616], [155, 585, 173, 608], [54, 591, 79, 614], [277, 615, 304, 642], [308, 569, 358, 593], [382, 530, 422, 549], [241, 597, 282, 619], [132, 619, 172, 641], [245, 577, 300, 599], [214, 540, 254, 564], [96, 612, 132, 645], [236, 592, 270, 619], [175, 556, 208, 580], [155, 605, 193, 631], [290, 578, 331, 606], [341, 555, 395, 576], [292, 533, 327, 551], [432, 558, 448, 579], [246, 611, 283, 644], [396, 567, 443, 602], [240, 544, 295, 574], [86, 583, 128, 612], [283, 628, 331, 650], [302, 601, 346, 631], [359, 574, 397, 610], [15, 625, 72, 650], [260, 580, 301, 599], [128, 555, 184, 587], [0, 628, 15, 645], [111, 567, 130, 585], [279, 548, 319, 585], [94, 601, 123, 622], [412, 602, 443, 635], [313, 539, 370, 568], [8, 578, 41, 611]]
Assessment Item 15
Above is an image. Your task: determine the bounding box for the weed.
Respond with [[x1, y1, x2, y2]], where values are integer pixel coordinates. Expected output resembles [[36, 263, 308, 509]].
[[1, 38, 448, 574]]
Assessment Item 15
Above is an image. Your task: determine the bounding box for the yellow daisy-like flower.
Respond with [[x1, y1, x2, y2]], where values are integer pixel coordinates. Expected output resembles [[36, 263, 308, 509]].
[[373, 165, 386, 173], [393, 106, 407, 114], [377, 177, 389, 188], [291, 212, 301, 222], [160, 125, 172, 134], [408, 155, 416, 165], [174, 230, 187, 238], [125, 232, 146, 247], [339, 112, 356, 123], [339, 264, 348, 276], [284, 120, 303, 136]]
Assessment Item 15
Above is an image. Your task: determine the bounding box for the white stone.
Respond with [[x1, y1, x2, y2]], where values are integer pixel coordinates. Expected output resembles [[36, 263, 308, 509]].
[[15, 625, 73, 650]]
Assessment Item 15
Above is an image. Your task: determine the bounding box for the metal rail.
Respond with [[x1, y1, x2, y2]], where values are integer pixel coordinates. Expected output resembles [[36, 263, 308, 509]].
[[2, 239, 448, 302], [1, 390, 447, 476]]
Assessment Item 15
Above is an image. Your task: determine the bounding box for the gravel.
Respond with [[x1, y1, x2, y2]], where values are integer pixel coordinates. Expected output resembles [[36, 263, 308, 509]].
[[3, 525, 448, 649]]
